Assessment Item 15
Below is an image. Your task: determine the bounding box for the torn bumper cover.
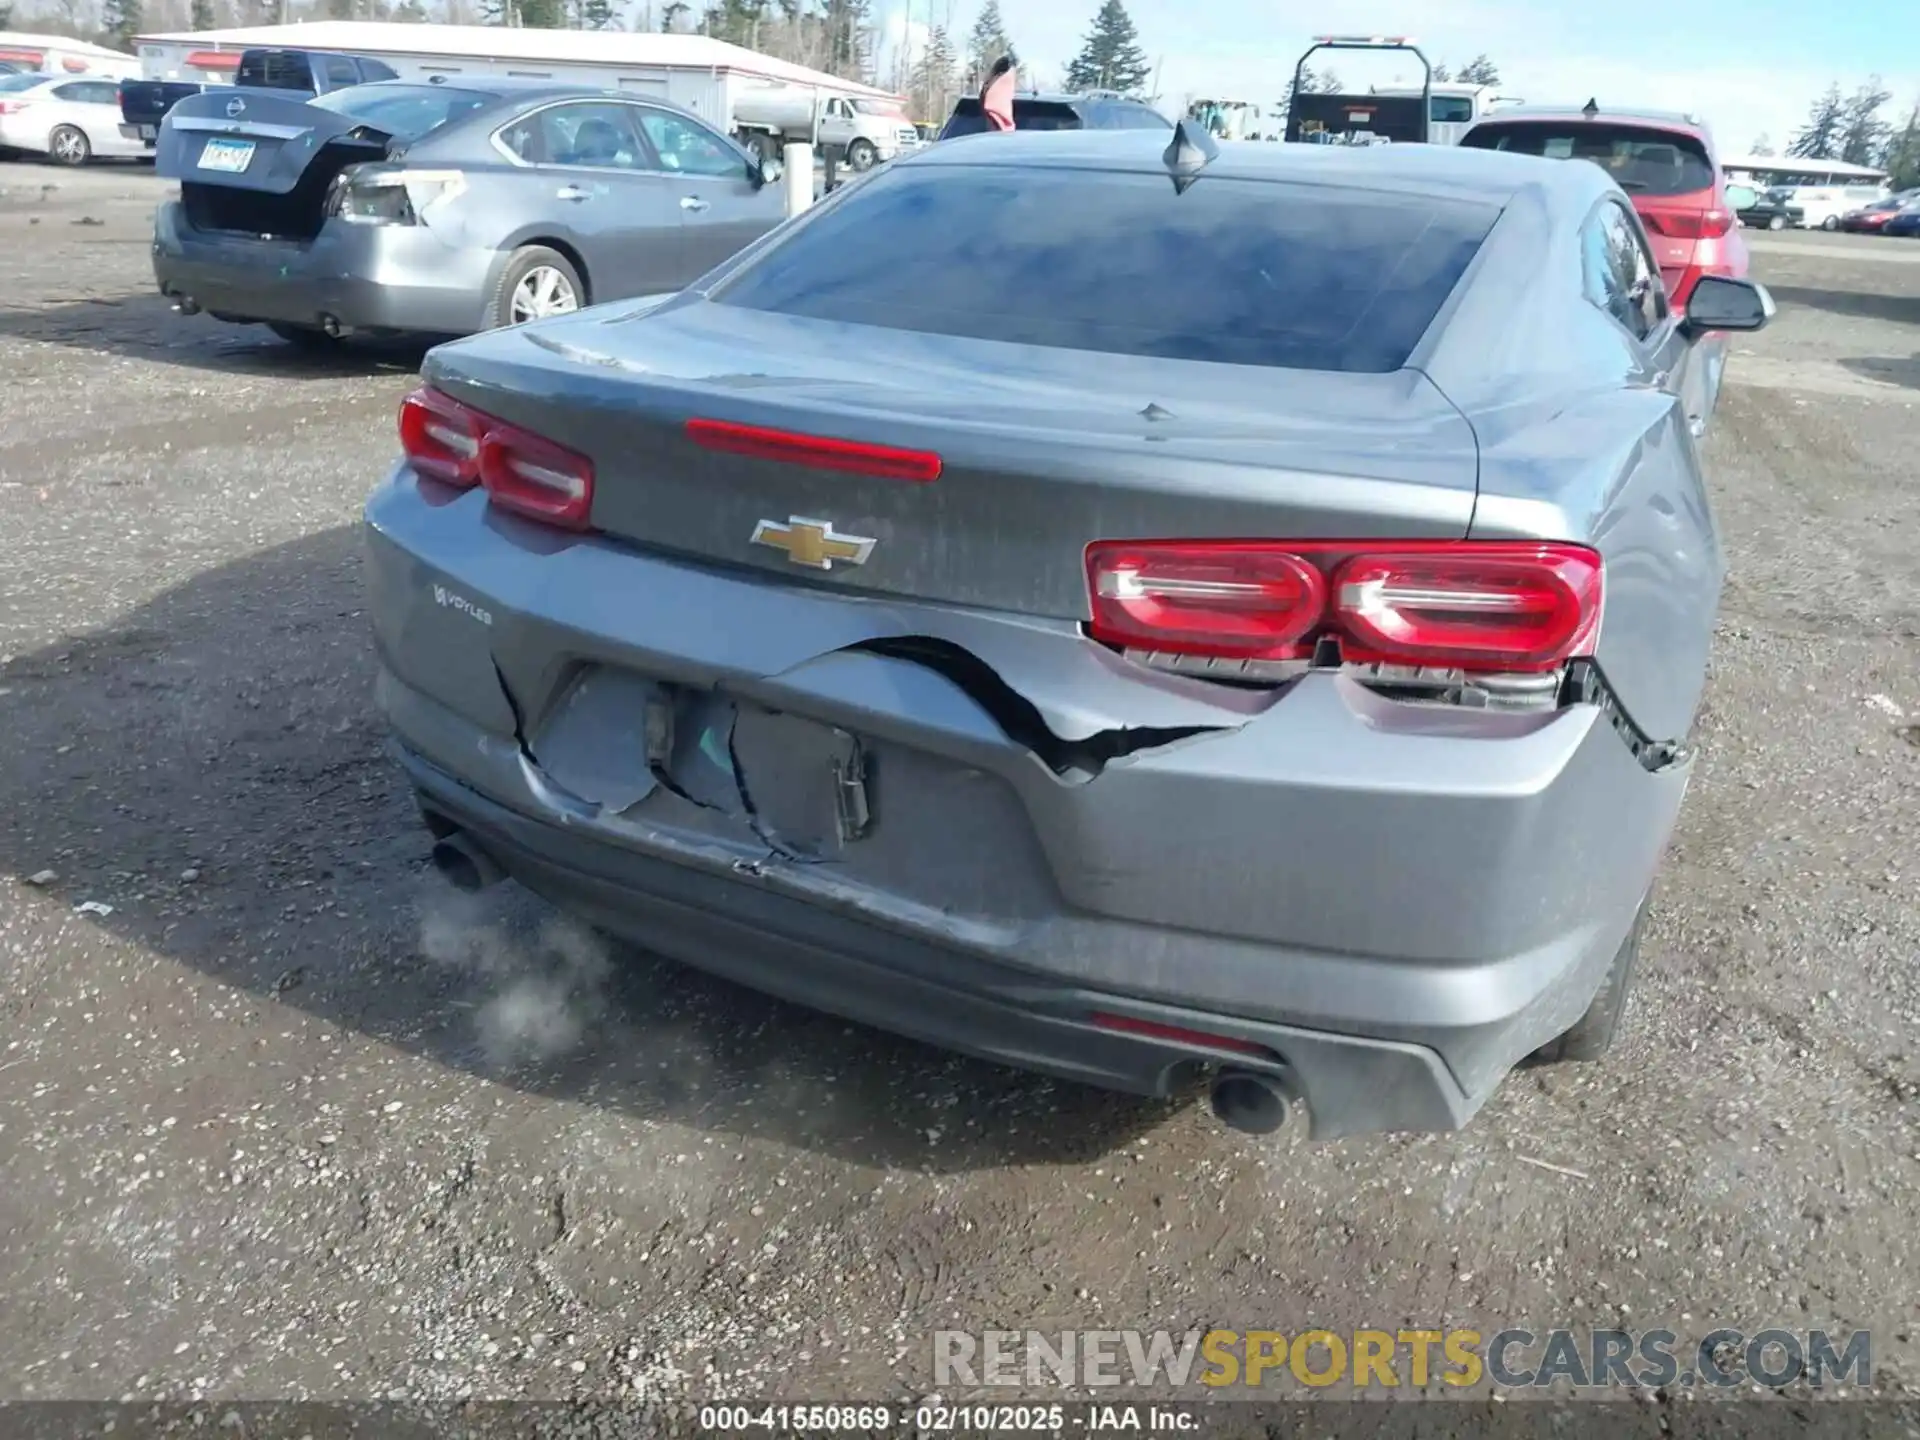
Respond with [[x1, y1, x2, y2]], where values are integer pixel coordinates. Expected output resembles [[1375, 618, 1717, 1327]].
[[364, 470, 1692, 1139]]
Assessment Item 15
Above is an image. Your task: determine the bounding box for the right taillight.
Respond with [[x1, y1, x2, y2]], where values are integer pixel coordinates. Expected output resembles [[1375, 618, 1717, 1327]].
[[398, 385, 594, 531], [1643, 208, 1733, 240], [1084, 540, 1604, 673]]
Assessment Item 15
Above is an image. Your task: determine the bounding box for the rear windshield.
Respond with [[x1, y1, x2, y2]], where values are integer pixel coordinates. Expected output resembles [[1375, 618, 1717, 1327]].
[[1461, 121, 1715, 197], [710, 165, 1496, 373], [939, 98, 1084, 138], [235, 51, 316, 91], [309, 82, 493, 142]]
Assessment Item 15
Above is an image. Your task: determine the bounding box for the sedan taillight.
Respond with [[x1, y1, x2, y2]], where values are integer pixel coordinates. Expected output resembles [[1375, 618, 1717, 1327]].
[[1084, 539, 1604, 673], [1643, 207, 1734, 239], [398, 385, 593, 530]]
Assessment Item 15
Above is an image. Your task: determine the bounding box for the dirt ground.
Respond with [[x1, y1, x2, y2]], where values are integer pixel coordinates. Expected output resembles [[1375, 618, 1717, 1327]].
[[1, 164, 1917, 1412]]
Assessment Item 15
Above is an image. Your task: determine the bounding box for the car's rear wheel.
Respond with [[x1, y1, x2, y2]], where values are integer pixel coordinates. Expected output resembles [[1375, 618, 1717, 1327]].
[[487, 245, 584, 329], [845, 137, 878, 171], [47, 125, 90, 167], [266, 321, 340, 351], [1530, 897, 1647, 1065], [1768, 214, 1786, 230], [1821, 215, 1839, 231]]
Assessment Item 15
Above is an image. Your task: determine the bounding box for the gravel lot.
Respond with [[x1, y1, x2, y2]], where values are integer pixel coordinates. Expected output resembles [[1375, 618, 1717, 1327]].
[[1, 165, 1917, 1411]]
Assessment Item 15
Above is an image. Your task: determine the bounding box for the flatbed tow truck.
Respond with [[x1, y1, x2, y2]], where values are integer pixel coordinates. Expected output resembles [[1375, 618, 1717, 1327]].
[[1283, 34, 1435, 145]]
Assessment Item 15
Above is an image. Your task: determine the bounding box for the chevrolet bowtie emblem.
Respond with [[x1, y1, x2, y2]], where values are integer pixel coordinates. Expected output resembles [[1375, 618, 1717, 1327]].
[[750, 516, 876, 570]]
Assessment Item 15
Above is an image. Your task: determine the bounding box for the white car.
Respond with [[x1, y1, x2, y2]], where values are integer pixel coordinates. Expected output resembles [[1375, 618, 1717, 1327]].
[[1786, 183, 1889, 232], [0, 72, 145, 166]]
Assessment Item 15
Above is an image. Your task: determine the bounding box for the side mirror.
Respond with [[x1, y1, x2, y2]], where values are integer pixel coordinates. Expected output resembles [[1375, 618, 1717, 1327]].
[[1723, 183, 1756, 212], [1682, 275, 1775, 339]]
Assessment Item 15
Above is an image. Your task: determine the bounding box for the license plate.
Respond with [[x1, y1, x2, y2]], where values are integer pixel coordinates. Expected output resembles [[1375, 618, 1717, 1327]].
[[198, 138, 254, 173], [139, 124, 157, 140]]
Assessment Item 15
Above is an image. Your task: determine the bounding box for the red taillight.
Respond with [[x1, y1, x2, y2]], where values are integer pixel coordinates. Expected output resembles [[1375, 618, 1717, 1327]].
[[398, 385, 594, 530], [1641, 207, 1733, 239], [1332, 545, 1603, 668], [685, 417, 942, 483], [398, 386, 482, 487], [1084, 542, 1326, 659], [0, 99, 31, 115], [1084, 539, 1604, 673]]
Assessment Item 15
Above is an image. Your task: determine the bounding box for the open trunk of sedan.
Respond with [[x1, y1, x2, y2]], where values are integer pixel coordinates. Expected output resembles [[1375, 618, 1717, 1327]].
[[156, 88, 393, 240]]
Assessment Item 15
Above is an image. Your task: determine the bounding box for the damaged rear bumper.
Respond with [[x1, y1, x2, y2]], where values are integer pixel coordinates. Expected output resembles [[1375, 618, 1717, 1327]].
[[151, 201, 491, 337], [364, 469, 1694, 1139]]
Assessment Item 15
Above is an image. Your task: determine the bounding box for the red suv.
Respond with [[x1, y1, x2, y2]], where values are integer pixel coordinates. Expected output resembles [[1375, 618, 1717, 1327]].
[[1459, 105, 1749, 309]]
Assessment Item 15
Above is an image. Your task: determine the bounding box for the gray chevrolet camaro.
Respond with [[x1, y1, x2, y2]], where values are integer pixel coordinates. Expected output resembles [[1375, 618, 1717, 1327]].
[[149, 76, 788, 347], [363, 124, 1775, 1140]]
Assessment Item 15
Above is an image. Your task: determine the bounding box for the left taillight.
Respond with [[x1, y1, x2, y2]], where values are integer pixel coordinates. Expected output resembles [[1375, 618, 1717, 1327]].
[[1642, 207, 1733, 240], [327, 169, 464, 226], [398, 385, 593, 531], [1084, 539, 1604, 673]]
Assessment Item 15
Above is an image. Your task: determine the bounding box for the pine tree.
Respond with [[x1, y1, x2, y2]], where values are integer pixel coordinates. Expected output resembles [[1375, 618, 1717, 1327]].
[[1882, 102, 1920, 191], [100, 0, 143, 48], [909, 23, 956, 126], [1837, 77, 1892, 167], [1455, 54, 1499, 85], [1064, 0, 1150, 96], [1429, 62, 1450, 82], [1276, 65, 1341, 125], [1749, 133, 1774, 156], [966, 0, 1012, 88], [1788, 83, 1846, 160]]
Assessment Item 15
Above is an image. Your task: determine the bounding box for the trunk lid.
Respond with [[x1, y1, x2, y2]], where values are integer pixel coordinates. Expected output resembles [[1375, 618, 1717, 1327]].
[[158, 88, 389, 240], [156, 87, 387, 194], [423, 297, 1482, 621]]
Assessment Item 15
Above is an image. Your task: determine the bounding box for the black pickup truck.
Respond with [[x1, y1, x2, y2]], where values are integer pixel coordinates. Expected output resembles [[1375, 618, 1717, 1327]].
[[118, 48, 398, 149]]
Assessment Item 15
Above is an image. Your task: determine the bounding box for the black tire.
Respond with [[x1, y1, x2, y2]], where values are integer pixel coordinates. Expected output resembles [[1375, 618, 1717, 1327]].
[[1821, 215, 1839, 231], [484, 244, 585, 330], [266, 321, 340, 350], [742, 130, 778, 167], [1531, 899, 1647, 1064], [845, 137, 877, 172], [1768, 215, 1785, 231], [47, 124, 90, 167]]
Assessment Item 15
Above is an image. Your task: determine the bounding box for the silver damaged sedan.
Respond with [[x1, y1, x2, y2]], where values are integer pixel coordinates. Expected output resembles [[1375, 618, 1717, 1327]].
[[362, 125, 1775, 1139], [151, 77, 786, 347]]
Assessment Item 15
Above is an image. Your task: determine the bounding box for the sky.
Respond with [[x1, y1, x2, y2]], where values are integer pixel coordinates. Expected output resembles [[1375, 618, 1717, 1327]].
[[878, 0, 1920, 159]]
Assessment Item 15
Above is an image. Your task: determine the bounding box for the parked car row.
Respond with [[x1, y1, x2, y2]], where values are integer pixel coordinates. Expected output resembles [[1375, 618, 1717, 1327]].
[[1840, 190, 1920, 237]]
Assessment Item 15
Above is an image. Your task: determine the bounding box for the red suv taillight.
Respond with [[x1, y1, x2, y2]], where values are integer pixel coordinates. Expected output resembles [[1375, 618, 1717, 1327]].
[[1084, 539, 1604, 673], [398, 385, 593, 530], [1641, 207, 1733, 239]]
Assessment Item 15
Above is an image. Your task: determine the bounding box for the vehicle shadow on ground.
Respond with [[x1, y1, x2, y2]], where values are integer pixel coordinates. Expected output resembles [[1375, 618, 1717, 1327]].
[[1839, 354, 1920, 390], [0, 525, 1182, 1172], [0, 292, 432, 379], [1765, 284, 1920, 325]]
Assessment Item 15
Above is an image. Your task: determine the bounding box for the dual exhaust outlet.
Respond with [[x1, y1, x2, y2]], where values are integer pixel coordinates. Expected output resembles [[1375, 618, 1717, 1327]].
[[424, 822, 1294, 1136]]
